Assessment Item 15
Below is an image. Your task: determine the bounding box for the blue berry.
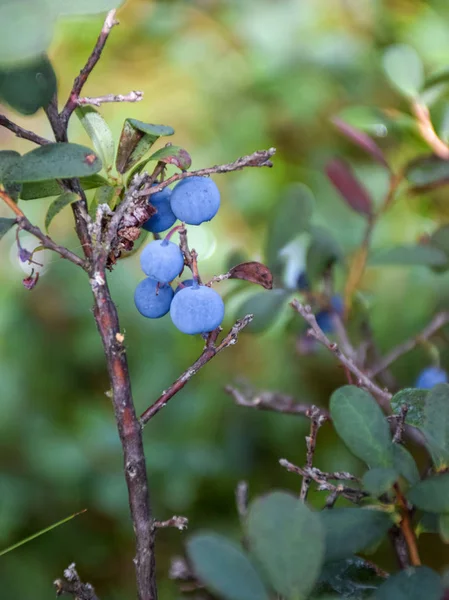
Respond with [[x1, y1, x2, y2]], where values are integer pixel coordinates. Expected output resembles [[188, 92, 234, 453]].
[[170, 283, 225, 334], [415, 366, 448, 389], [134, 278, 174, 318], [175, 278, 195, 294], [170, 176, 220, 225], [315, 295, 344, 334], [140, 239, 184, 283], [142, 186, 177, 233], [297, 271, 310, 291]]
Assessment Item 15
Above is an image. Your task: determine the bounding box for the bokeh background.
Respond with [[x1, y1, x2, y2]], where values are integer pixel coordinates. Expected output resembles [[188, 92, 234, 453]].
[[2, 0, 449, 597]]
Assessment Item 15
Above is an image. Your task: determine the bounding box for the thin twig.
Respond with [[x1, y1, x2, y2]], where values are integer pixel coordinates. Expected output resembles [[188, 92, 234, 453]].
[[78, 90, 143, 107], [412, 101, 449, 160], [225, 384, 330, 419], [0, 114, 51, 146], [280, 459, 367, 504], [54, 563, 100, 600], [153, 516, 188, 531], [291, 300, 392, 409], [60, 10, 119, 128], [393, 404, 409, 444], [179, 227, 202, 283], [235, 481, 249, 522], [139, 316, 253, 426], [367, 311, 449, 378], [394, 483, 421, 567], [0, 190, 88, 270], [300, 407, 327, 501]]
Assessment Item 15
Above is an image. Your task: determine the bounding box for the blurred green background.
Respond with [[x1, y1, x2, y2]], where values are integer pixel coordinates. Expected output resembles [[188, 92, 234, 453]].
[[2, 0, 449, 597]]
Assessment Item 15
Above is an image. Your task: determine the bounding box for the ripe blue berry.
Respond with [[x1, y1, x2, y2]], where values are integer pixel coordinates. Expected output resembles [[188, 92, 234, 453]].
[[415, 366, 448, 389], [134, 278, 174, 318], [142, 187, 177, 233], [170, 176, 220, 225], [175, 278, 195, 294], [170, 283, 225, 334], [315, 295, 344, 334], [140, 239, 184, 283]]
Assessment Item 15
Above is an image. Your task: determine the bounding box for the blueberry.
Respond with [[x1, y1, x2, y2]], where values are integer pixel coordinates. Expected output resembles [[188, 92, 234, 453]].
[[296, 271, 310, 291], [140, 239, 184, 283], [170, 283, 225, 334], [175, 279, 195, 294], [415, 366, 448, 389], [170, 176, 220, 225], [315, 294, 344, 334], [134, 278, 174, 318], [142, 186, 177, 233]]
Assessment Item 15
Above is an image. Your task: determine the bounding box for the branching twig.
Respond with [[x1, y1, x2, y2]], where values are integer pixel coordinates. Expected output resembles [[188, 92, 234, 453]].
[[367, 311, 449, 378], [139, 316, 253, 426], [60, 10, 119, 128], [54, 563, 100, 600], [153, 516, 188, 531], [291, 300, 392, 409], [393, 404, 409, 444], [394, 483, 421, 567], [412, 101, 449, 160], [179, 226, 202, 283], [225, 384, 330, 419], [0, 190, 87, 270], [78, 90, 143, 107], [300, 407, 327, 501], [0, 114, 51, 146]]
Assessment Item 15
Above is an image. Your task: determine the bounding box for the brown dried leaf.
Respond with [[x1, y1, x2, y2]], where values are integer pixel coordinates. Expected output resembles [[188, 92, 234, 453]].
[[229, 261, 273, 289]]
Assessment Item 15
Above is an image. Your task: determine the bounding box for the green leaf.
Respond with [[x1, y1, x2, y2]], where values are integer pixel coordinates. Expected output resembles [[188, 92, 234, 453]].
[[439, 513, 449, 543], [321, 508, 392, 563], [428, 225, 449, 273], [5, 143, 102, 183], [362, 467, 398, 496], [76, 106, 115, 170], [375, 566, 443, 600], [116, 119, 174, 174], [408, 473, 449, 513], [330, 386, 393, 468], [20, 174, 108, 200], [186, 533, 270, 600], [51, 0, 124, 15], [369, 245, 447, 267], [421, 383, 449, 469], [306, 225, 343, 283], [392, 444, 420, 486], [417, 512, 439, 535], [314, 556, 386, 599], [237, 289, 287, 333], [0, 0, 55, 66], [390, 388, 427, 428], [265, 183, 314, 272], [0, 150, 22, 201], [0, 509, 86, 556], [0, 54, 57, 116], [147, 145, 192, 170], [247, 491, 325, 599], [45, 192, 80, 231], [382, 45, 424, 98], [406, 155, 449, 190], [0, 217, 16, 240]]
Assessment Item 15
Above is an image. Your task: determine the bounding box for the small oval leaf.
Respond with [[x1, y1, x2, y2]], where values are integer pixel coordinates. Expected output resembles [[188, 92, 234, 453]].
[[362, 467, 398, 496], [375, 566, 443, 600], [45, 192, 80, 231], [229, 262, 273, 290], [5, 143, 102, 183], [186, 533, 270, 600], [382, 45, 424, 98], [408, 473, 449, 513], [20, 174, 108, 201], [247, 491, 325, 599], [76, 106, 115, 170], [0, 217, 16, 240], [390, 388, 427, 428], [393, 444, 420, 486], [406, 154, 449, 190], [326, 159, 373, 216], [330, 386, 394, 468], [148, 145, 192, 170]]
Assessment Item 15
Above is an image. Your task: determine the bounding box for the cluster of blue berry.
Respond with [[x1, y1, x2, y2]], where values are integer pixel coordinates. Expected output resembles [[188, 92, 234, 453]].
[[134, 176, 225, 335]]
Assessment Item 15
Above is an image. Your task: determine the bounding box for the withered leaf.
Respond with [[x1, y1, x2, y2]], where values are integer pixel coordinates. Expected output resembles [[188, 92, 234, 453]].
[[229, 261, 273, 289]]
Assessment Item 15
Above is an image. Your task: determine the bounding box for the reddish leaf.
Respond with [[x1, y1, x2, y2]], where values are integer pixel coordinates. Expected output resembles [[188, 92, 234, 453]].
[[331, 118, 389, 169], [148, 146, 192, 171], [326, 159, 373, 216], [229, 261, 273, 289]]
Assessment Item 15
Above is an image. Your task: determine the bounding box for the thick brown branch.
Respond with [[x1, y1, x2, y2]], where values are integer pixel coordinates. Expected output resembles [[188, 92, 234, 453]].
[[367, 311, 449, 378], [91, 271, 157, 600], [225, 383, 330, 419], [60, 10, 119, 128], [291, 300, 392, 409], [140, 315, 253, 427], [78, 90, 143, 107], [0, 190, 87, 270], [54, 563, 100, 600], [0, 114, 51, 146]]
